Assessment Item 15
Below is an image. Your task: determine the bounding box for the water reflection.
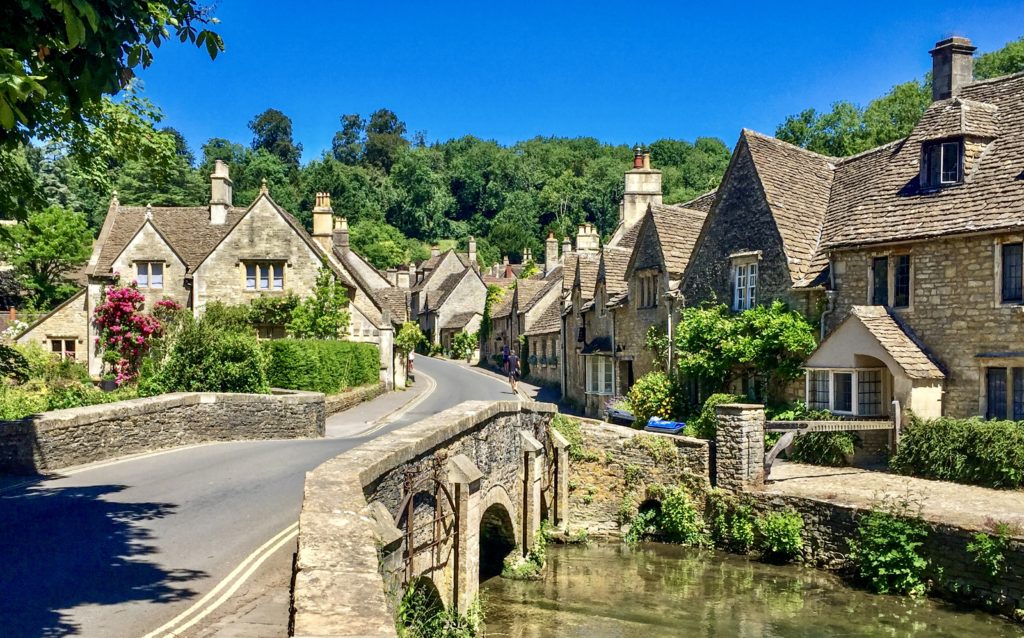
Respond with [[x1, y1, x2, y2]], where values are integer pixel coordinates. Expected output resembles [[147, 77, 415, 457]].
[[480, 543, 1020, 638]]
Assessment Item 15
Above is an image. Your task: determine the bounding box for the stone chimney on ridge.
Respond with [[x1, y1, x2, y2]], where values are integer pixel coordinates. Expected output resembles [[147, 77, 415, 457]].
[[620, 145, 662, 233], [332, 217, 350, 254], [313, 192, 334, 251], [386, 267, 398, 286], [931, 36, 976, 101], [396, 266, 411, 288], [209, 160, 233, 225], [545, 232, 559, 275], [431, 246, 440, 259], [576, 223, 600, 254], [468, 236, 477, 267], [562, 236, 572, 256]]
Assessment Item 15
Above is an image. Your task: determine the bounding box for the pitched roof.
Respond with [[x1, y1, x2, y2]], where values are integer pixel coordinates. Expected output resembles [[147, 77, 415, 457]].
[[523, 295, 561, 336], [682, 190, 718, 213], [742, 129, 836, 284], [597, 246, 631, 298], [92, 205, 245, 274], [822, 74, 1024, 249], [423, 271, 465, 311], [848, 306, 946, 379], [513, 279, 549, 313], [519, 268, 562, 315], [443, 311, 480, 330], [372, 288, 408, 324], [610, 218, 643, 251], [647, 204, 707, 277], [573, 254, 601, 302], [490, 286, 516, 319]]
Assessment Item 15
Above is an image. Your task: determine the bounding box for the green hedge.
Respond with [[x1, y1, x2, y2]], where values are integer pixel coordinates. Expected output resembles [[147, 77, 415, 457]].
[[891, 416, 1024, 489], [265, 340, 379, 394]]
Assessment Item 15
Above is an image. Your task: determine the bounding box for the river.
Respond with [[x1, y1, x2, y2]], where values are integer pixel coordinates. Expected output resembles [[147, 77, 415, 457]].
[[479, 543, 1021, 637]]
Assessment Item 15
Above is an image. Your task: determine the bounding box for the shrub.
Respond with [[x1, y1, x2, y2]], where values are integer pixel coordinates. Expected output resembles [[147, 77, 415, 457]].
[[549, 413, 585, 461], [626, 371, 676, 429], [450, 331, 476, 362], [707, 491, 755, 553], [790, 432, 856, 466], [891, 416, 1024, 488], [692, 393, 742, 440], [156, 317, 270, 394], [15, 342, 91, 385], [849, 496, 929, 595], [755, 509, 804, 562], [1, 344, 28, 383], [967, 522, 1012, 578], [0, 384, 48, 420], [265, 340, 379, 394], [658, 486, 708, 546], [396, 581, 481, 638]]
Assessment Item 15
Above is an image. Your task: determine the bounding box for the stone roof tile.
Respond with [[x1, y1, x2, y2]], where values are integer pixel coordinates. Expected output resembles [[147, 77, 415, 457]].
[[850, 305, 946, 379]]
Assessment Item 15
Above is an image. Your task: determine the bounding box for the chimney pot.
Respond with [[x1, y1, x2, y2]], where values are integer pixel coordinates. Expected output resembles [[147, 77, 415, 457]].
[[633, 145, 644, 168], [332, 216, 350, 253], [931, 36, 976, 101]]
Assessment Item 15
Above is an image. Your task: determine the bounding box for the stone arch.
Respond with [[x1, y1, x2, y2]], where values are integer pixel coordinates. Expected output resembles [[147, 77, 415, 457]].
[[396, 576, 445, 631], [478, 487, 518, 581]]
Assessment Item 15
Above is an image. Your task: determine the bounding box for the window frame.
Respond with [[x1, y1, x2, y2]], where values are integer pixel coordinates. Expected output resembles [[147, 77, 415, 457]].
[[243, 261, 286, 292], [981, 364, 1024, 420], [804, 367, 889, 417], [731, 257, 758, 312], [48, 337, 77, 361], [585, 355, 614, 396], [871, 257, 888, 306], [136, 261, 164, 289], [999, 242, 1023, 305], [866, 251, 913, 310], [921, 138, 964, 188]]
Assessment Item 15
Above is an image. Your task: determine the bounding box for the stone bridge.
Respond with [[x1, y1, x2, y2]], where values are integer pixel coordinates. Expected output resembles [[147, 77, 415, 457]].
[[292, 401, 567, 637]]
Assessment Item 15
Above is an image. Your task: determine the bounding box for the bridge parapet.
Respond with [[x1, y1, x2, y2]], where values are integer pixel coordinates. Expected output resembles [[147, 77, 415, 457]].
[[292, 400, 559, 638]]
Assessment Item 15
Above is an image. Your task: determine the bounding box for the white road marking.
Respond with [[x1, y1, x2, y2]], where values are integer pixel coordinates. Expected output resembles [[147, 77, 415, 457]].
[[339, 369, 437, 439], [140, 522, 299, 638]]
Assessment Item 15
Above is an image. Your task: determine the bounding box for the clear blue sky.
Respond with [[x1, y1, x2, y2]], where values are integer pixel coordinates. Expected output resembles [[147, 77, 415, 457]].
[[136, 1, 1024, 162]]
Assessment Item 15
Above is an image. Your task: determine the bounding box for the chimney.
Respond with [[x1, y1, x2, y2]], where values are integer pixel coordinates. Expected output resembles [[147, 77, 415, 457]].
[[931, 36, 976, 101], [621, 145, 661, 232], [332, 217, 350, 254], [396, 267, 410, 288], [209, 160, 233, 225], [313, 192, 334, 251], [431, 246, 440, 259], [386, 267, 397, 286], [576, 223, 600, 254], [467, 235, 477, 267], [545, 232, 559, 275], [562, 235, 572, 255]]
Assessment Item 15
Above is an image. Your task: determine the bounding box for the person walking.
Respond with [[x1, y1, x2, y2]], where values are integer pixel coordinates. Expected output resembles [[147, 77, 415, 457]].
[[502, 344, 510, 375], [507, 349, 520, 394]]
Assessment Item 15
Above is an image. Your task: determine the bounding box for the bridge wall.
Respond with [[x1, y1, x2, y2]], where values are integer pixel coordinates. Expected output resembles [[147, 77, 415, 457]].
[[292, 400, 559, 638], [0, 390, 325, 474]]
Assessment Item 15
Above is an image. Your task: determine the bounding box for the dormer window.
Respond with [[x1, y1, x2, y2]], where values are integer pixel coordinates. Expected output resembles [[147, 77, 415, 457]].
[[921, 139, 962, 188]]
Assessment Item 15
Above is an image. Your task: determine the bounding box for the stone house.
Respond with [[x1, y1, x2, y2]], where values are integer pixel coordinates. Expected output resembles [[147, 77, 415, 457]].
[[418, 267, 487, 348], [18, 162, 403, 387], [562, 251, 601, 410]]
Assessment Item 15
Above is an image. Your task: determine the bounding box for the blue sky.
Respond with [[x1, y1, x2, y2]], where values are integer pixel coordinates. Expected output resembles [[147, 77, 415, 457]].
[[136, 1, 1024, 162]]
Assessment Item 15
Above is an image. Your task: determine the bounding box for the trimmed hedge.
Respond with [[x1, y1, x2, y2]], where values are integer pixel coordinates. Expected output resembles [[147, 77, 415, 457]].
[[265, 340, 379, 394], [891, 416, 1024, 489]]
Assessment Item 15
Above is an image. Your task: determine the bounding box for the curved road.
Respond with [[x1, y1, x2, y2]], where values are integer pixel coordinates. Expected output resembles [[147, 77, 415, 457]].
[[0, 357, 514, 638]]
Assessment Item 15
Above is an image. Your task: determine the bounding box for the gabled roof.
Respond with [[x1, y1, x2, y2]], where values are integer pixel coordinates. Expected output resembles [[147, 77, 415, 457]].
[[822, 73, 1024, 249], [490, 288, 516, 319], [513, 279, 549, 314], [627, 204, 707, 279], [443, 311, 480, 330], [572, 254, 601, 303], [423, 271, 465, 312], [596, 247, 631, 298], [742, 129, 836, 285], [519, 268, 562, 315], [372, 288, 409, 324], [682, 190, 718, 213], [523, 295, 561, 336], [610, 219, 643, 251]]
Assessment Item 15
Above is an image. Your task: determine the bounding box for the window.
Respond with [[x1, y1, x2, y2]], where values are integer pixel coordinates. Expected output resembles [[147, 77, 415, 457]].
[[922, 140, 963, 187], [986, 367, 1008, 420], [833, 372, 853, 413], [255, 325, 286, 339], [871, 257, 888, 305], [894, 255, 911, 308], [244, 261, 285, 291], [858, 370, 883, 416], [137, 262, 163, 289], [808, 370, 830, 410], [732, 261, 757, 311], [637, 273, 659, 309], [585, 356, 614, 395], [1015, 368, 1024, 421], [1002, 243, 1023, 304], [50, 339, 76, 360]]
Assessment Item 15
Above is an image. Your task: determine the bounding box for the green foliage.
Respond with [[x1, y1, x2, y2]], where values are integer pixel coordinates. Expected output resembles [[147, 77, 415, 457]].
[[395, 322, 426, 355], [449, 331, 476, 362], [0, 384, 48, 420], [396, 582, 481, 638], [154, 314, 270, 394], [967, 523, 1013, 578], [692, 393, 743, 440], [644, 325, 669, 372], [350, 220, 420, 269], [248, 293, 300, 327], [789, 432, 856, 467], [502, 522, 551, 581], [0, 344, 29, 383], [975, 37, 1024, 80], [288, 260, 351, 339], [265, 340, 379, 394], [623, 507, 658, 547], [623, 433, 677, 465], [673, 304, 736, 394], [754, 510, 804, 562], [0, 207, 91, 309], [550, 413, 585, 461], [625, 371, 677, 428], [891, 416, 1024, 488], [849, 496, 929, 596], [248, 109, 302, 169], [658, 487, 708, 546], [706, 491, 755, 554]]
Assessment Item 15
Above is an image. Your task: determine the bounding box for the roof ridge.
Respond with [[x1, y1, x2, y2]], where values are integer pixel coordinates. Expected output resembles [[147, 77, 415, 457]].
[[741, 128, 838, 163], [832, 137, 903, 165], [963, 69, 1024, 89]]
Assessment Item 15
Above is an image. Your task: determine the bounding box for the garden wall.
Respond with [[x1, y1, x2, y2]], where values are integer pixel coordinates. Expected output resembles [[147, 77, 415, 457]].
[[324, 382, 385, 416], [0, 390, 325, 474]]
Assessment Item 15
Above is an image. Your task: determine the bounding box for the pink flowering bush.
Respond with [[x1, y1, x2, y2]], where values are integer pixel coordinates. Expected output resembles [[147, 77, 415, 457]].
[[93, 281, 164, 385]]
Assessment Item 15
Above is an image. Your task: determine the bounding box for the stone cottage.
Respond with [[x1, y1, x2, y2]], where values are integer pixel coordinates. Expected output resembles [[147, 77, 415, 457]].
[[18, 162, 404, 387]]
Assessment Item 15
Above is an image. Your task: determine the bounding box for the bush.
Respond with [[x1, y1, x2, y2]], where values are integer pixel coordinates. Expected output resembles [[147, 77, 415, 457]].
[[754, 510, 804, 562], [657, 486, 708, 546], [265, 340, 379, 394], [15, 342, 91, 385], [789, 432, 857, 466], [549, 413, 585, 461], [891, 416, 1024, 488], [849, 496, 929, 595], [156, 317, 270, 394], [0, 384, 48, 420], [626, 371, 676, 429], [692, 393, 742, 440], [706, 491, 754, 553]]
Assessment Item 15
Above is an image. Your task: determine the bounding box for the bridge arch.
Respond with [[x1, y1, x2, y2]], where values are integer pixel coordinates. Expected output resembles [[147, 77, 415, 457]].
[[479, 499, 516, 580]]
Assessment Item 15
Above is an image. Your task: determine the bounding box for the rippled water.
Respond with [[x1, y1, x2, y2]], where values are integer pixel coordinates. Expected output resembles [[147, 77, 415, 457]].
[[479, 543, 1021, 638]]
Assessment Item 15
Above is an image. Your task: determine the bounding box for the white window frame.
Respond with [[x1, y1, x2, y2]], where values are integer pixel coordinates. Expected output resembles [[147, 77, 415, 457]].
[[804, 367, 887, 416], [136, 261, 164, 289], [585, 355, 614, 395], [732, 258, 758, 311], [244, 261, 285, 292], [49, 337, 77, 361]]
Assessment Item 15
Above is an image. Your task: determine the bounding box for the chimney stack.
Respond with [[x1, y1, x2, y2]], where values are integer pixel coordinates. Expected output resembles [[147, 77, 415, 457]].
[[562, 235, 572, 255], [468, 235, 477, 267], [332, 217, 350, 254], [545, 232, 559, 276], [931, 36, 976, 101], [209, 160, 233, 225], [7, 307, 15, 322], [431, 246, 440, 259], [621, 145, 662, 233], [396, 266, 411, 288], [386, 267, 398, 286], [313, 192, 334, 251], [576, 223, 600, 254]]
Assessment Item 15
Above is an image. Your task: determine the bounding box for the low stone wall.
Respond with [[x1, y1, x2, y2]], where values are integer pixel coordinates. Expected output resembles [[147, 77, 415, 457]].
[[749, 492, 1024, 620], [324, 382, 385, 416], [567, 419, 711, 537], [292, 400, 559, 638], [0, 390, 325, 474]]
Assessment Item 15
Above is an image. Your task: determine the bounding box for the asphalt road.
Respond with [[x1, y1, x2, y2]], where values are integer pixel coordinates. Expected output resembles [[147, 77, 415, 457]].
[[0, 357, 513, 638]]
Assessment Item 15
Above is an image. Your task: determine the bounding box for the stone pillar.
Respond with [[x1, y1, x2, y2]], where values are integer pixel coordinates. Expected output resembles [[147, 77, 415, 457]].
[[715, 403, 766, 492], [447, 454, 482, 612], [519, 431, 543, 554], [378, 319, 395, 390], [549, 429, 570, 528]]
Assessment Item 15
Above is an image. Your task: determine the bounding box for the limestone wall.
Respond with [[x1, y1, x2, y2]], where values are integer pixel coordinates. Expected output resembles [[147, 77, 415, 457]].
[[324, 383, 385, 416], [110, 221, 191, 309], [293, 401, 558, 638], [17, 289, 89, 358], [0, 390, 325, 474]]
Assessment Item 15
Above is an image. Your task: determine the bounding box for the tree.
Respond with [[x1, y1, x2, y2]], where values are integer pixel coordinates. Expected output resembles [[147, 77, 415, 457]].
[[332, 114, 365, 164], [388, 147, 456, 240], [450, 330, 477, 362], [350, 220, 413, 270], [301, 158, 391, 226], [288, 260, 351, 339], [0, 207, 91, 310], [0, 0, 223, 144], [364, 108, 409, 172], [395, 321, 426, 355], [249, 108, 302, 169], [487, 192, 541, 262], [0, 145, 42, 219], [975, 37, 1024, 80]]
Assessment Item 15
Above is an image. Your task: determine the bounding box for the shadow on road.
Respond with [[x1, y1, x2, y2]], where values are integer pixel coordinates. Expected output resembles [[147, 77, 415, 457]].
[[0, 479, 205, 637]]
